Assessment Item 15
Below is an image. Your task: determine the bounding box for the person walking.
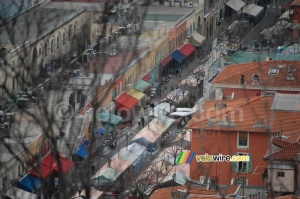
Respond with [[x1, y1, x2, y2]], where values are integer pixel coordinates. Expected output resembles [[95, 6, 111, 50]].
[[141, 117, 145, 127], [181, 119, 185, 128], [177, 118, 180, 129]]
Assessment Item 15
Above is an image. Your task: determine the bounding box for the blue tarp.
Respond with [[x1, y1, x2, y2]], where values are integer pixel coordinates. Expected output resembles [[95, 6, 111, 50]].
[[75, 144, 88, 158], [18, 174, 41, 193], [171, 50, 186, 64]]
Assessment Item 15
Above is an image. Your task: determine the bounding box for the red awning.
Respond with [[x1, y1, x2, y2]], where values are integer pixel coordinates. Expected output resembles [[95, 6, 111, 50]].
[[160, 55, 173, 67], [29, 164, 53, 179], [179, 44, 196, 57], [115, 93, 139, 110], [42, 153, 75, 174], [142, 74, 151, 82]]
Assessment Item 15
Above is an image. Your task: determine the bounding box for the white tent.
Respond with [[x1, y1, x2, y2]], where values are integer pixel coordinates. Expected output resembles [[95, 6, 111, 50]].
[[149, 102, 175, 117], [164, 89, 189, 104], [4, 186, 37, 199], [176, 108, 194, 112], [170, 111, 195, 116]]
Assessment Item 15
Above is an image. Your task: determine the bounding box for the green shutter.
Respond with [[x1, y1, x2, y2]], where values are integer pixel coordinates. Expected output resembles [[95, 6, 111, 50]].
[[232, 153, 238, 172], [247, 154, 253, 173]]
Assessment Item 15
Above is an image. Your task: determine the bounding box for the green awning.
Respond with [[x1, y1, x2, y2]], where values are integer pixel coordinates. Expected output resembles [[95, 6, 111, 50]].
[[97, 111, 122, 125], [133, 80, 151, 92], [104, 124, 114, 134]]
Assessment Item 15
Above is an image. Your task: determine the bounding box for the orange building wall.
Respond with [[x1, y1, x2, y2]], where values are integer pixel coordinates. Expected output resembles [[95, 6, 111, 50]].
[[222, 88, 299, 99], [190, 129, 269, 186]]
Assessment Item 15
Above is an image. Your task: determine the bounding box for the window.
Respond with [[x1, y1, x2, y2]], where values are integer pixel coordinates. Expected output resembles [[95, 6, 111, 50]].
[[238, 132, 248, 148], [69, 25, 72, 40], [116, 85, 120, 96], [119, 82, 122, 93], [277, 171, 285, 177], [232, 153, 253, 173], [268, 68, 279, 75], [45, 43, 48, 56], [265, 91, 276, 96], [112, 88, 116, 100], [57, 36, 60, 48], [51, 39, 54, 52], [39, 48, 42, 55], [63, 33, 66, 45]]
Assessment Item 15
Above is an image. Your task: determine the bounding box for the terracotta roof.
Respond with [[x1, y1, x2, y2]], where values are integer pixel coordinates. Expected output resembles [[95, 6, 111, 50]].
[[283, 129, 300, 143], [264, 142, 300, 160], [272, 137, 291, 147], [219, 185, 239, 196], [88, 50, 145, 74], [276, 195, 300, 199], [212, 61, 300, 89], [186, 96, 300, 133], [290, 0, 300, 6], [149, 185, 239, 199], [149, 186, 187, 199]]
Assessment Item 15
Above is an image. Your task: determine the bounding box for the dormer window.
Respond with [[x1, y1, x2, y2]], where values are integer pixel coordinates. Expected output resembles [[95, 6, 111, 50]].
[[240, 75, 246, 84], [268, 68, 279, 75], [252, 74, 260, 85]]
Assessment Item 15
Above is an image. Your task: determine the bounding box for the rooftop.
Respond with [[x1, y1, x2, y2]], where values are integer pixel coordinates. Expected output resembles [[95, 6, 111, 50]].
[[264, 142, 300, 161], [290, 0, 300, 6], [225, 52, 300, 65], [213, 60, 300, 90], [185, 96, 300, 133], [0, 7, 79, 47], [88, 49, 147, 75]]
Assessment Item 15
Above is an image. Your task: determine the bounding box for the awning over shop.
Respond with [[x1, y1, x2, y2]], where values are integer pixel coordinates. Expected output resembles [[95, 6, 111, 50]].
[[171, 50, 186, 64], [97, 110, 122, 125], [71, 187, 103, 199], [42, 153, 75, 174], [91, 167, 121, 184], [127, 88, 146, 101], [142, 74, 151, 82], [226, 0, 245, 12], [115, 92, 139, 110], [132, 129, 160, 144], [18, 174, 41, 193], [133, 80, 151, 92], [160, 55, 173, 67], [189, 32, 206, 46], [4, 186, 37, 199], [179, 44, 196, 57], [104, 124, 114, 134], [243, 4, 264, 17], [29, 164, 53, 179], [75, 143, 89, 159]]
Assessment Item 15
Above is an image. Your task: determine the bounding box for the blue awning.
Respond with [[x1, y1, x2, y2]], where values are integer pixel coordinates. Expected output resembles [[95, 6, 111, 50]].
[[75, 144, 88, 158], [171, 50, 186, 64], [18, 174, 41, 193]]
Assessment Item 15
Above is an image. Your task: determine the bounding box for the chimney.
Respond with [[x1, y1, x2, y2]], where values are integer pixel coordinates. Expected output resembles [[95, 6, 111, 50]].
[[240, 75, 245, 84]]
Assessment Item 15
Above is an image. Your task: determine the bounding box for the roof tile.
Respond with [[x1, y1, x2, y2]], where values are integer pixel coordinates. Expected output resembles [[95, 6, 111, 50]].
[[212, 61, 300, 89]]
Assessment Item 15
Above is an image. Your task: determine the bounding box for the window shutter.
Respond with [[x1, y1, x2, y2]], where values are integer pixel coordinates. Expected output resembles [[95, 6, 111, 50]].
[[232, 153, 237, 172], [247, 154, 253, 173]]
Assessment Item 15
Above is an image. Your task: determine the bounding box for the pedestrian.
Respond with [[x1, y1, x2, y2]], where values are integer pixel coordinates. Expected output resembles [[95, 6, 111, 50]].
[[181, 119, 185, 128], [141, 117, 145, 127], [138, 118, 141, 127], [179, 69, 182, 77], [267, 46, 270, 54], [177, 118, 180, 129]]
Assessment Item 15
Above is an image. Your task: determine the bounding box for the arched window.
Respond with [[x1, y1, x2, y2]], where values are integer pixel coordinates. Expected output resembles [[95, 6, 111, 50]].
[[74, 24, 77, 36], [57, 36, 60, 48], [39, 48, 42, 55], [45, 43, 48, 57], [68, 25, 72, 41], [51, 39, 54, 52], [63, 32, 66, 45]]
